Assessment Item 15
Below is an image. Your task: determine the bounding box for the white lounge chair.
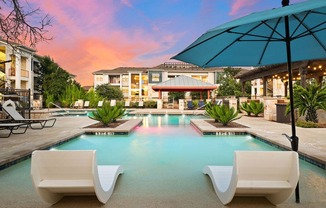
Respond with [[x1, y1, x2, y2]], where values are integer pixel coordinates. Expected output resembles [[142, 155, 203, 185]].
[[125, 101, 130, 107], [110, 100, 116, 106], [31, 150, 123, 204], [84, 101, 90, 108], [2, 100, 56, 129], [138, 101, 144, 108], [203, 151, 299, 205], [98, 100, 104, 107]]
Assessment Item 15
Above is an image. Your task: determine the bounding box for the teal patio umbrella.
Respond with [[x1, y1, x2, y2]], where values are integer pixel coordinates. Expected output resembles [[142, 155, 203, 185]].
[[173, 0, 326, 203]]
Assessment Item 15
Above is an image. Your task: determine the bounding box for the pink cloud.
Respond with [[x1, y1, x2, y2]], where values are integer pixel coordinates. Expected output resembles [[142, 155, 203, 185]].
[[27, 0, 187, 86], [229, 0, 260, 16]]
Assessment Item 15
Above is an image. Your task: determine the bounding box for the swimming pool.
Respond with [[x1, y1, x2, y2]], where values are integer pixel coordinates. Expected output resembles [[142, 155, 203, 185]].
[[0, 114, 326, 207]]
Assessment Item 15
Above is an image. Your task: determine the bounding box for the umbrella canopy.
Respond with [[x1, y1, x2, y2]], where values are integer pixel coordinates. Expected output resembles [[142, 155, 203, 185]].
[[173, 0, 326, 203], [173, 0, 326, 67]]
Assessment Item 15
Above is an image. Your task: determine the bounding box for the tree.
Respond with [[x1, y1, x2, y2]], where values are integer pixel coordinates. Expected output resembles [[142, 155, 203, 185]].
[[38, 56, 81, 105], [190, 91, 207, 100], [286, 83, 326, 123], [168, 91, 185, 102], [0, 0, 52, 47], [95, 84, 123, 100], [216, 67, 251, 97]]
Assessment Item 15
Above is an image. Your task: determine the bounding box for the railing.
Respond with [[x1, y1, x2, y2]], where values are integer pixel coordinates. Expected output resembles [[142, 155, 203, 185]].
[[48, 102, 69, 116]]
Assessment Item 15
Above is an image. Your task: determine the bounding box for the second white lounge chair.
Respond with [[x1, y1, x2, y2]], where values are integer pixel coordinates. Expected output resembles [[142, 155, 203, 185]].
[[203, 151, 299, 205], [31, 150, 123, 204]]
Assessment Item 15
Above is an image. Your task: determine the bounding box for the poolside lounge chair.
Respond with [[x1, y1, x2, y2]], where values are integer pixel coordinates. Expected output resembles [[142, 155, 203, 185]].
[[98, 100, 104, 107], [138, 101, 144, 108], [216, 99, 223, 106], [110, 100, 116, 106], [203, 151, 299, 205], [125, 101, 130, 107], [187, 101, 194, 110], [31, 150, 123, 204], [198, 100, 205, 108], [84, 101, 90, 108], [2, 101, 56, 129], [0, 122, 28, 138]]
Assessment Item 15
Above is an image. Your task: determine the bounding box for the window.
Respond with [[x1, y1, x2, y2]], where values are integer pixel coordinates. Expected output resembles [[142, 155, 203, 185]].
[[109, 75, 120, 84]]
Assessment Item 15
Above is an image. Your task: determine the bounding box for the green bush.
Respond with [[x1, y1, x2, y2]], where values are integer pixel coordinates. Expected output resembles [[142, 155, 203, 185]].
[[205, 103, 241, 126], [296, 120, 318, 128], [249, 101, 264, 117], [144, 100, 157, 108], [88, 103, 126, 127], [240, 102, 252, 116], [240, 101, 264, 117]]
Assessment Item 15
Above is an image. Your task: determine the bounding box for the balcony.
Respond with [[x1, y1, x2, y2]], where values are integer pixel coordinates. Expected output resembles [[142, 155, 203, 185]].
[[9, 68, 29, 78]]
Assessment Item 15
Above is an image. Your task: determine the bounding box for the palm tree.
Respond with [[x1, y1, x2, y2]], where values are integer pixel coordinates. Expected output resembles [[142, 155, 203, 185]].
[[286, 83, 326, 123]]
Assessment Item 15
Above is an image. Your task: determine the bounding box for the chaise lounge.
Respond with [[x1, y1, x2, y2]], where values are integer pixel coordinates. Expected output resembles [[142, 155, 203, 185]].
[[2, 100, 56, 129], [203, 151, 299, 205], [31, 150, 123, 204], [0, 122, 28, 138]]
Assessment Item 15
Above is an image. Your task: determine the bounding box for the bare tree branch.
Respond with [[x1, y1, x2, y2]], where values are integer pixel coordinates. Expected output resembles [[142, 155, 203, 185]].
[[0, 0, 52, 48]]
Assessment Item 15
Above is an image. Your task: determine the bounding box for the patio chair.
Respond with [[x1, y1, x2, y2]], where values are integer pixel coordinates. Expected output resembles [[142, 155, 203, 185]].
[[98, 100, 104, 108], [187, 101, 194, 110], [198, 100, 205, 108], [0, 122, 28, 138], [110, 100, 116, 106], [125, 101, 130, 107], [216, 99, 223, 106], [138, 101, 144, 108], [31, 150, 123, 204], [84, 101, 90, 108], [203, 151, 299, 205], [2, 100, 56, 129]]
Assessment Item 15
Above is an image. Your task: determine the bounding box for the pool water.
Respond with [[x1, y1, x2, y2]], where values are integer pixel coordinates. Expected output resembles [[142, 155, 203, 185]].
[[0, 114, 325, 206], [49, 114, 285, 196]]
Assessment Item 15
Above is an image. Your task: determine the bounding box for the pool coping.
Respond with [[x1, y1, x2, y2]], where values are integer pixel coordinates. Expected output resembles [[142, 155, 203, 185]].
[[0, 118, 143, 171], [190, 119, 326, 170]]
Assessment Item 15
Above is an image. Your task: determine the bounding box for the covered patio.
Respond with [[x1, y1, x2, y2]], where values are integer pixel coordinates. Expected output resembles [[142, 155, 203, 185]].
[[152, 75, 217, 101], [236, 59, 326, 97]]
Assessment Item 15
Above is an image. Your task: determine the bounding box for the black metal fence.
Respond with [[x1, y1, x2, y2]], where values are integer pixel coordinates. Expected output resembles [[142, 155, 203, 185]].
[[0, 88, 31, 119]]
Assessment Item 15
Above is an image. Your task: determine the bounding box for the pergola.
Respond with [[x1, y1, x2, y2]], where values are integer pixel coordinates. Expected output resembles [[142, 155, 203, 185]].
[[236, 59, 326, 96], [152, 75, 217, 100]]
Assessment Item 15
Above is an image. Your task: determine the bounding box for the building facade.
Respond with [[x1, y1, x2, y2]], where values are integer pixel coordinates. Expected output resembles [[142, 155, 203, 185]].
[[93, 62, 224, 101]]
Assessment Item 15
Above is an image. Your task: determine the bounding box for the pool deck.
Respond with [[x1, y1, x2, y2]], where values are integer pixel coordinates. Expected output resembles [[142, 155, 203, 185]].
[[1, 108, 326, 207]]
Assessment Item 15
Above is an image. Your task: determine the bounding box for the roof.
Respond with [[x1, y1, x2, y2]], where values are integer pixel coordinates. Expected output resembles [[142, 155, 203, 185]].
[[92, 62, 225, 75], [152, 75, 217, 91], [236, 59, 326, 82]]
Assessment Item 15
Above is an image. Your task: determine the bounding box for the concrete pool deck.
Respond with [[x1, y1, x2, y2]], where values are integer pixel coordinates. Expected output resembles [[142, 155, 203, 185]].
[[0, 109, 326, 207]]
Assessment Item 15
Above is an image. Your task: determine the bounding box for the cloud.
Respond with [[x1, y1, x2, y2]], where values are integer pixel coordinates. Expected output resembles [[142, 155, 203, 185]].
[[229, 0, 260, 16]]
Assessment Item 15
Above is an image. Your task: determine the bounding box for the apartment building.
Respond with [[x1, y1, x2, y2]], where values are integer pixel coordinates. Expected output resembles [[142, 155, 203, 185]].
[[93, 62, 224, 101]]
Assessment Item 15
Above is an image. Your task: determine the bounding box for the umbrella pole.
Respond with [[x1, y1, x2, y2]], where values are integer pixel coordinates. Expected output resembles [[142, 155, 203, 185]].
[[284, 7, 300, 202]]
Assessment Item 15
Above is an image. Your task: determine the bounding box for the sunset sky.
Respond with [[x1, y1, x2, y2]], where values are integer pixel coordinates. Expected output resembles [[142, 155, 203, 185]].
[[28, 0, 305, 86]]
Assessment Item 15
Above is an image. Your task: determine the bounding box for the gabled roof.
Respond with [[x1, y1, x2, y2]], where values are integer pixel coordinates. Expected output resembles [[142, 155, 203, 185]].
[[152, 75, 217, 91]]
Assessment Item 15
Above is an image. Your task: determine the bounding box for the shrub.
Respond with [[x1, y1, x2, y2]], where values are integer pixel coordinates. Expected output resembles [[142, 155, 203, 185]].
[[88, 103, 126, 127], [296, 120, 318, 128], [249, 101, 264, 117], [205, 103, 241, 126], [240, 101, 264, 117], [144, 100, 157, 108], [240, 102, 252, 116]]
